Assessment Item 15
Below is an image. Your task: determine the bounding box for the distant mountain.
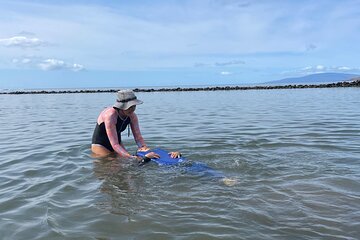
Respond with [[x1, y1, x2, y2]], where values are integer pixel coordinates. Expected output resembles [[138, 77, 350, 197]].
[[266, 73, 359, 85]]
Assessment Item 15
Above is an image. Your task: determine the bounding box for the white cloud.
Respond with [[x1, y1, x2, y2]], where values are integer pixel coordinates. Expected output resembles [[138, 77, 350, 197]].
[[17, 31, 36, 36], [315, 65, 325, 71], [0, 1, 349, 57], [334, 66, 359, 72], [220, 71, 232, 75], [0, 1, 359, 71], [72, 63, 85, 72], [12, 57, 34, 66], [215, 60, 245, 66], [195, 59, 245, 68], [0, 36, 45, 48], [38, 59, 84, 71], [13, 57, 84, 71], [292, 65, 360, 75], [38, 59, 66, 71], [338, 66, 351, 71], [193, 62, 210, 67], [21, 58, 31, 64]]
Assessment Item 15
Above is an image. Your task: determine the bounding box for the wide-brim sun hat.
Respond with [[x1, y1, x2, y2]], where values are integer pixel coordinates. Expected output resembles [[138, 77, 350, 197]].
[[113, 89, 143, 110]]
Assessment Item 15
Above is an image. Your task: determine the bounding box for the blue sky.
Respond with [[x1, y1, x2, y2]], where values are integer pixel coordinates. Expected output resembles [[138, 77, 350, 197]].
[[0, 0, 360, 89]]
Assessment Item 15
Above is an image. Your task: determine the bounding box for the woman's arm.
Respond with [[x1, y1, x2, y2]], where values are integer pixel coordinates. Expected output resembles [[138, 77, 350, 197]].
[[129, 112, 147, 149], [104, 112, 132, 158]]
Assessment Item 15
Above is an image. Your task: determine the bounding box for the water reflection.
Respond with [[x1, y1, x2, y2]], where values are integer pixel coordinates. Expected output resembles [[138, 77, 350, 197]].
[[92, 156, 146, 217]]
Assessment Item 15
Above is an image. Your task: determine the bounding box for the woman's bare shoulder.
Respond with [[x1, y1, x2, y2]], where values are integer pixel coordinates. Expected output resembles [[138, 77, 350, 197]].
[[98, 107, 117, 123]]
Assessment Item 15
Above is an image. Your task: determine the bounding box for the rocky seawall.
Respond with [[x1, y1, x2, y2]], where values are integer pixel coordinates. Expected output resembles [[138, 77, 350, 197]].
[[1, 79, 359, 95]]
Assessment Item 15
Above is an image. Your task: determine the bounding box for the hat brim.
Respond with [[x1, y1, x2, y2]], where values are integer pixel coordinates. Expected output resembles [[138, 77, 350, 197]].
[[113, 99, 143, 110]]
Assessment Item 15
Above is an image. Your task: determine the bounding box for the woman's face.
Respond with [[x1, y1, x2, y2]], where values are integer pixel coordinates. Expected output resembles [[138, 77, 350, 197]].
[[122, 105, 136, 115]]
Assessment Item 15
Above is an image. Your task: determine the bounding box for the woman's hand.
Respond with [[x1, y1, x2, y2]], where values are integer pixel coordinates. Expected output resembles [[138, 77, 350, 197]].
[[137, 145, 150, 152], [169, 152, 181, 158], [137, 151, 160, 166], [145, 152, 160, 159]]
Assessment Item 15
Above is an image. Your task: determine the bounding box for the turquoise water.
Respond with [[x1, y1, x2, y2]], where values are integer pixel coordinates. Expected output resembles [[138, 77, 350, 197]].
[[0, 88, 359, 239]]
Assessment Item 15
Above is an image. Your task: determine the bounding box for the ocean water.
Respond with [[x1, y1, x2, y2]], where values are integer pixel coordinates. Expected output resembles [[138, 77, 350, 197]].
[[0, 88, 359, 239]]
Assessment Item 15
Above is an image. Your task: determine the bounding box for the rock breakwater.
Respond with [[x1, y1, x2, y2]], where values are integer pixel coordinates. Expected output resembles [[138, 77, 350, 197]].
[[1, 79, 359, 95]]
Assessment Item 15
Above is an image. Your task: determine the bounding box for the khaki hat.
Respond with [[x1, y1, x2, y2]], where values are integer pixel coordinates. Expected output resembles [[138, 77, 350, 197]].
[[113, 89, 143, 110]]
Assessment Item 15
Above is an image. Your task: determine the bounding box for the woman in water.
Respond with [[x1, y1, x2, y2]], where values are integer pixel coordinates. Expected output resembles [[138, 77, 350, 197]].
[[91, 89, 180, 161]]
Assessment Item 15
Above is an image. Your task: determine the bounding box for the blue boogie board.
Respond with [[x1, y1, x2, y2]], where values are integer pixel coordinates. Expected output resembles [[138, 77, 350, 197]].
[[136, 148, 224, 178], [137, 148, 186, 166]]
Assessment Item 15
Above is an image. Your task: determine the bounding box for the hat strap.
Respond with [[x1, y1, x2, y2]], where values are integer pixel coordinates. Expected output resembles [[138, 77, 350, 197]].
[[117, 96, 137, 103]]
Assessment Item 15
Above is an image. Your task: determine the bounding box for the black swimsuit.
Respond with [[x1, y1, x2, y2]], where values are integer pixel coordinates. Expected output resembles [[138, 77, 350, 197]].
[[92, 115, 131, 151]]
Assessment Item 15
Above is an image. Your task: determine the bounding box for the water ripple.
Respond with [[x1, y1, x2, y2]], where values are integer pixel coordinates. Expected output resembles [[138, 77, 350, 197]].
[[0, 89, 359, 239]]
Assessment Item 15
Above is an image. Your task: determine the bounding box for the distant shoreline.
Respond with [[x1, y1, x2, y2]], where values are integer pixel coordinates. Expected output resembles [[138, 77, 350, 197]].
[[1, 79, 359, 95]]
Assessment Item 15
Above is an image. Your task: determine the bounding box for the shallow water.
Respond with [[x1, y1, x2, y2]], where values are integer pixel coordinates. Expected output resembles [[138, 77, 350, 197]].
[[0, 88, 359, 239]]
